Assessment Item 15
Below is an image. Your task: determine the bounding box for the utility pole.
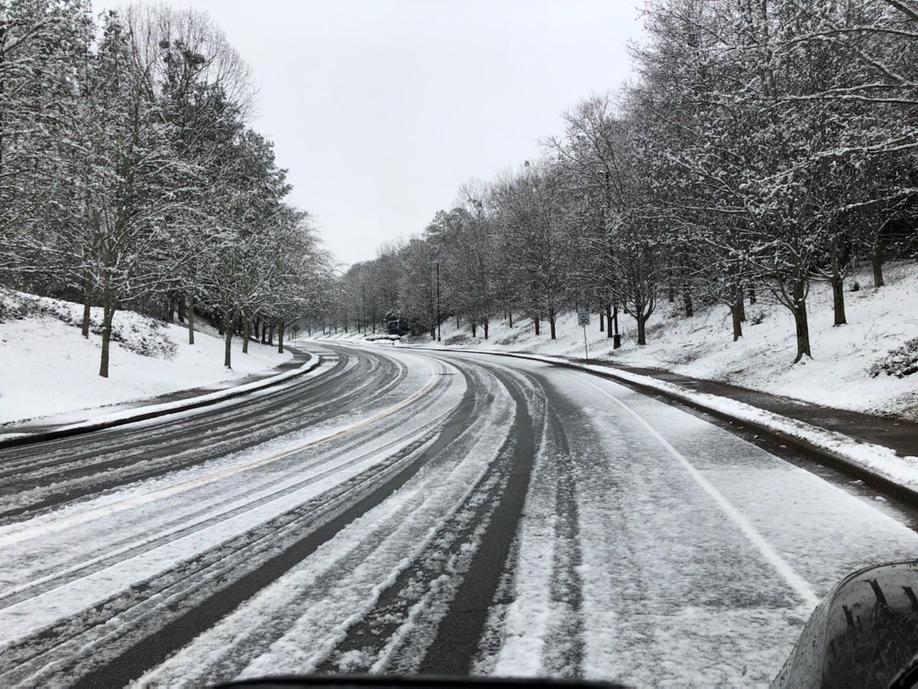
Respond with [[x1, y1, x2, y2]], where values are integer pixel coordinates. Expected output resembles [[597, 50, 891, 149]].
[[436, 260, 441, 342]]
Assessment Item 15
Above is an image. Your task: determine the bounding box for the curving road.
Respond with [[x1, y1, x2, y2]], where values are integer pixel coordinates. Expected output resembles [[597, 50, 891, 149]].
[[0, 341, 916, 688]]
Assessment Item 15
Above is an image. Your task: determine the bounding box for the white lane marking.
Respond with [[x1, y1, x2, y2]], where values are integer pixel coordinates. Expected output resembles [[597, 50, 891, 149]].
[[574, 373, 821, 609], [0, 365, 446, 549]]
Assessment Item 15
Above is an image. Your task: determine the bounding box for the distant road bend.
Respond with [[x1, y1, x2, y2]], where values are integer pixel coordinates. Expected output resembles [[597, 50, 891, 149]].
[[1, 341, 917, 688]]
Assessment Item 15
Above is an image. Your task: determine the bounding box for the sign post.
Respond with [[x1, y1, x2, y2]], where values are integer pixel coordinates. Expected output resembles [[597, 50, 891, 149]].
[[578, 310, 590, 361]]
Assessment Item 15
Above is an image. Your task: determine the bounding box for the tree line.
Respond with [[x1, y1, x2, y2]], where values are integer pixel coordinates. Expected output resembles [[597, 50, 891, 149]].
[[334, 0, 917, 362], [0, 0, 334, 377]]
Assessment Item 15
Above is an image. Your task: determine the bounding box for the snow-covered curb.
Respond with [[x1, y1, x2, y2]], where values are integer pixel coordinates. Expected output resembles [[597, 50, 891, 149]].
[[0, 353, 324, 449], [403, 343, 918, 502]]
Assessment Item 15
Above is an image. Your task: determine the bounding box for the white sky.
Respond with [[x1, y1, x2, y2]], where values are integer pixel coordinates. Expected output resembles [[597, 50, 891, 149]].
[[94, 0, 645, 266]]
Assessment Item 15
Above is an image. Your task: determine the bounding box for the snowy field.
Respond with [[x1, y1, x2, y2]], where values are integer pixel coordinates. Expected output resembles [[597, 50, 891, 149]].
[[391, 262, 918, 421], [0, 291, 292, 425]]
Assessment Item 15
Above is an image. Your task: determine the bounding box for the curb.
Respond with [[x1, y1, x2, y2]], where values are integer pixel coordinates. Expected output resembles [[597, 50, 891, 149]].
[[404, 344, 918, 509], [0, 352, 323, 450]]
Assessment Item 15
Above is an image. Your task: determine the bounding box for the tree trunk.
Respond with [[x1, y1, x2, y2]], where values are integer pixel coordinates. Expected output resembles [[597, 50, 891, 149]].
[[792, 284, 812, 363], [872, 246, 885, 288], [737, 293, 746, 322], [549, 309, 557, 340], [186, 293, 195, 344], [612, 306, 621, 349], [508, 311, 513, 328], [224, 317, 233, 369], [81, 290, 92, 338], [831, 274, 847, 326], [98, 298, 115, 378], [748, 285, 757, 305], [682, 287, 694, 317], [599, 312, 605, 331], [483, 319, 489, 339], [261, 323, 267, 344], [730, 303, 743, 341], [471, 321, 477, 338], [242, 317, 250, 354], [606, 304, 614, 339], [636, 313, 647, 346], [277, 320, 285, 353], [268, 325, 274, 346], [533, 316, 540, 336]]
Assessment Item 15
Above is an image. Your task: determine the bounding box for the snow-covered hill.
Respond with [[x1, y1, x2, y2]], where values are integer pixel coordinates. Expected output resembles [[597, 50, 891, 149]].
[[364, 262, 916, 421], [0, 291, 292, 425]]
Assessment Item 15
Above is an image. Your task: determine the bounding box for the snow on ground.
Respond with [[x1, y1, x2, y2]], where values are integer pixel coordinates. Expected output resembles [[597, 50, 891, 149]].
[[0, 291, 292, 425], [403, 261, 918, 421]]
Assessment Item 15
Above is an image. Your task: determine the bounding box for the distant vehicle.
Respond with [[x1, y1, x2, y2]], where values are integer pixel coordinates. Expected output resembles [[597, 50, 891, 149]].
[[216, 561, 918, 689]]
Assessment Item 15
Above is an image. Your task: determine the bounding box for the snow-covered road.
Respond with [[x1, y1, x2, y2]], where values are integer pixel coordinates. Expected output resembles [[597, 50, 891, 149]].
[[0, 342, 915, 688]]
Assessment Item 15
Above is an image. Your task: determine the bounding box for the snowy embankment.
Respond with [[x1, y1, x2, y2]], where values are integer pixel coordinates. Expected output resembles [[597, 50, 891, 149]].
[[0, 291, 292, 425], [413, 261, 918, 422]]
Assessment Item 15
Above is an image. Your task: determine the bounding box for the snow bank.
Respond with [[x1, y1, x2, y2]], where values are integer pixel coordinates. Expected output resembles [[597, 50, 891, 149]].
[[0, 291, 293, 425], [409, 262, 918, 421]]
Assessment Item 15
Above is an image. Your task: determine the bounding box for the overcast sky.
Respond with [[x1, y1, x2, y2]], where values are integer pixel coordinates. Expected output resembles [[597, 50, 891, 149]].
[[94, 0, 644, 266]]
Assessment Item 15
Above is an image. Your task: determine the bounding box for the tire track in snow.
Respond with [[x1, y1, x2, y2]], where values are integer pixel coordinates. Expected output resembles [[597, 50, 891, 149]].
[[0, 359, 448, 552], [11, 364, 479, 689], [123, 358, 515, 687], [0, 431, 441, 688], [0, 347, 409, 522], [414, 364, 539, 676], [4, 358, 460, 676], [473, 376, 584, 679], [0, 375, 455, 610], [309, 369, 535, 675], [540, 410, 585, 678]]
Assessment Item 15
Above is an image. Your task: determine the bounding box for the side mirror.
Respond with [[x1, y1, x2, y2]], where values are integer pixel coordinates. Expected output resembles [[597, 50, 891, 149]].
[[772, 560, 918, 689]]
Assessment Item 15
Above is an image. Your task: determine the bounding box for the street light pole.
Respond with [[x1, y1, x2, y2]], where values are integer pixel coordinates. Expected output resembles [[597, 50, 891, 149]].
[[435, 260, 441, 342]]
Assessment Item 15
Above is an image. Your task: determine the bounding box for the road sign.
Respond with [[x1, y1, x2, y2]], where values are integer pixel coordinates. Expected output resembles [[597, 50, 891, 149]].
[[578, 311, 590, 360]]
